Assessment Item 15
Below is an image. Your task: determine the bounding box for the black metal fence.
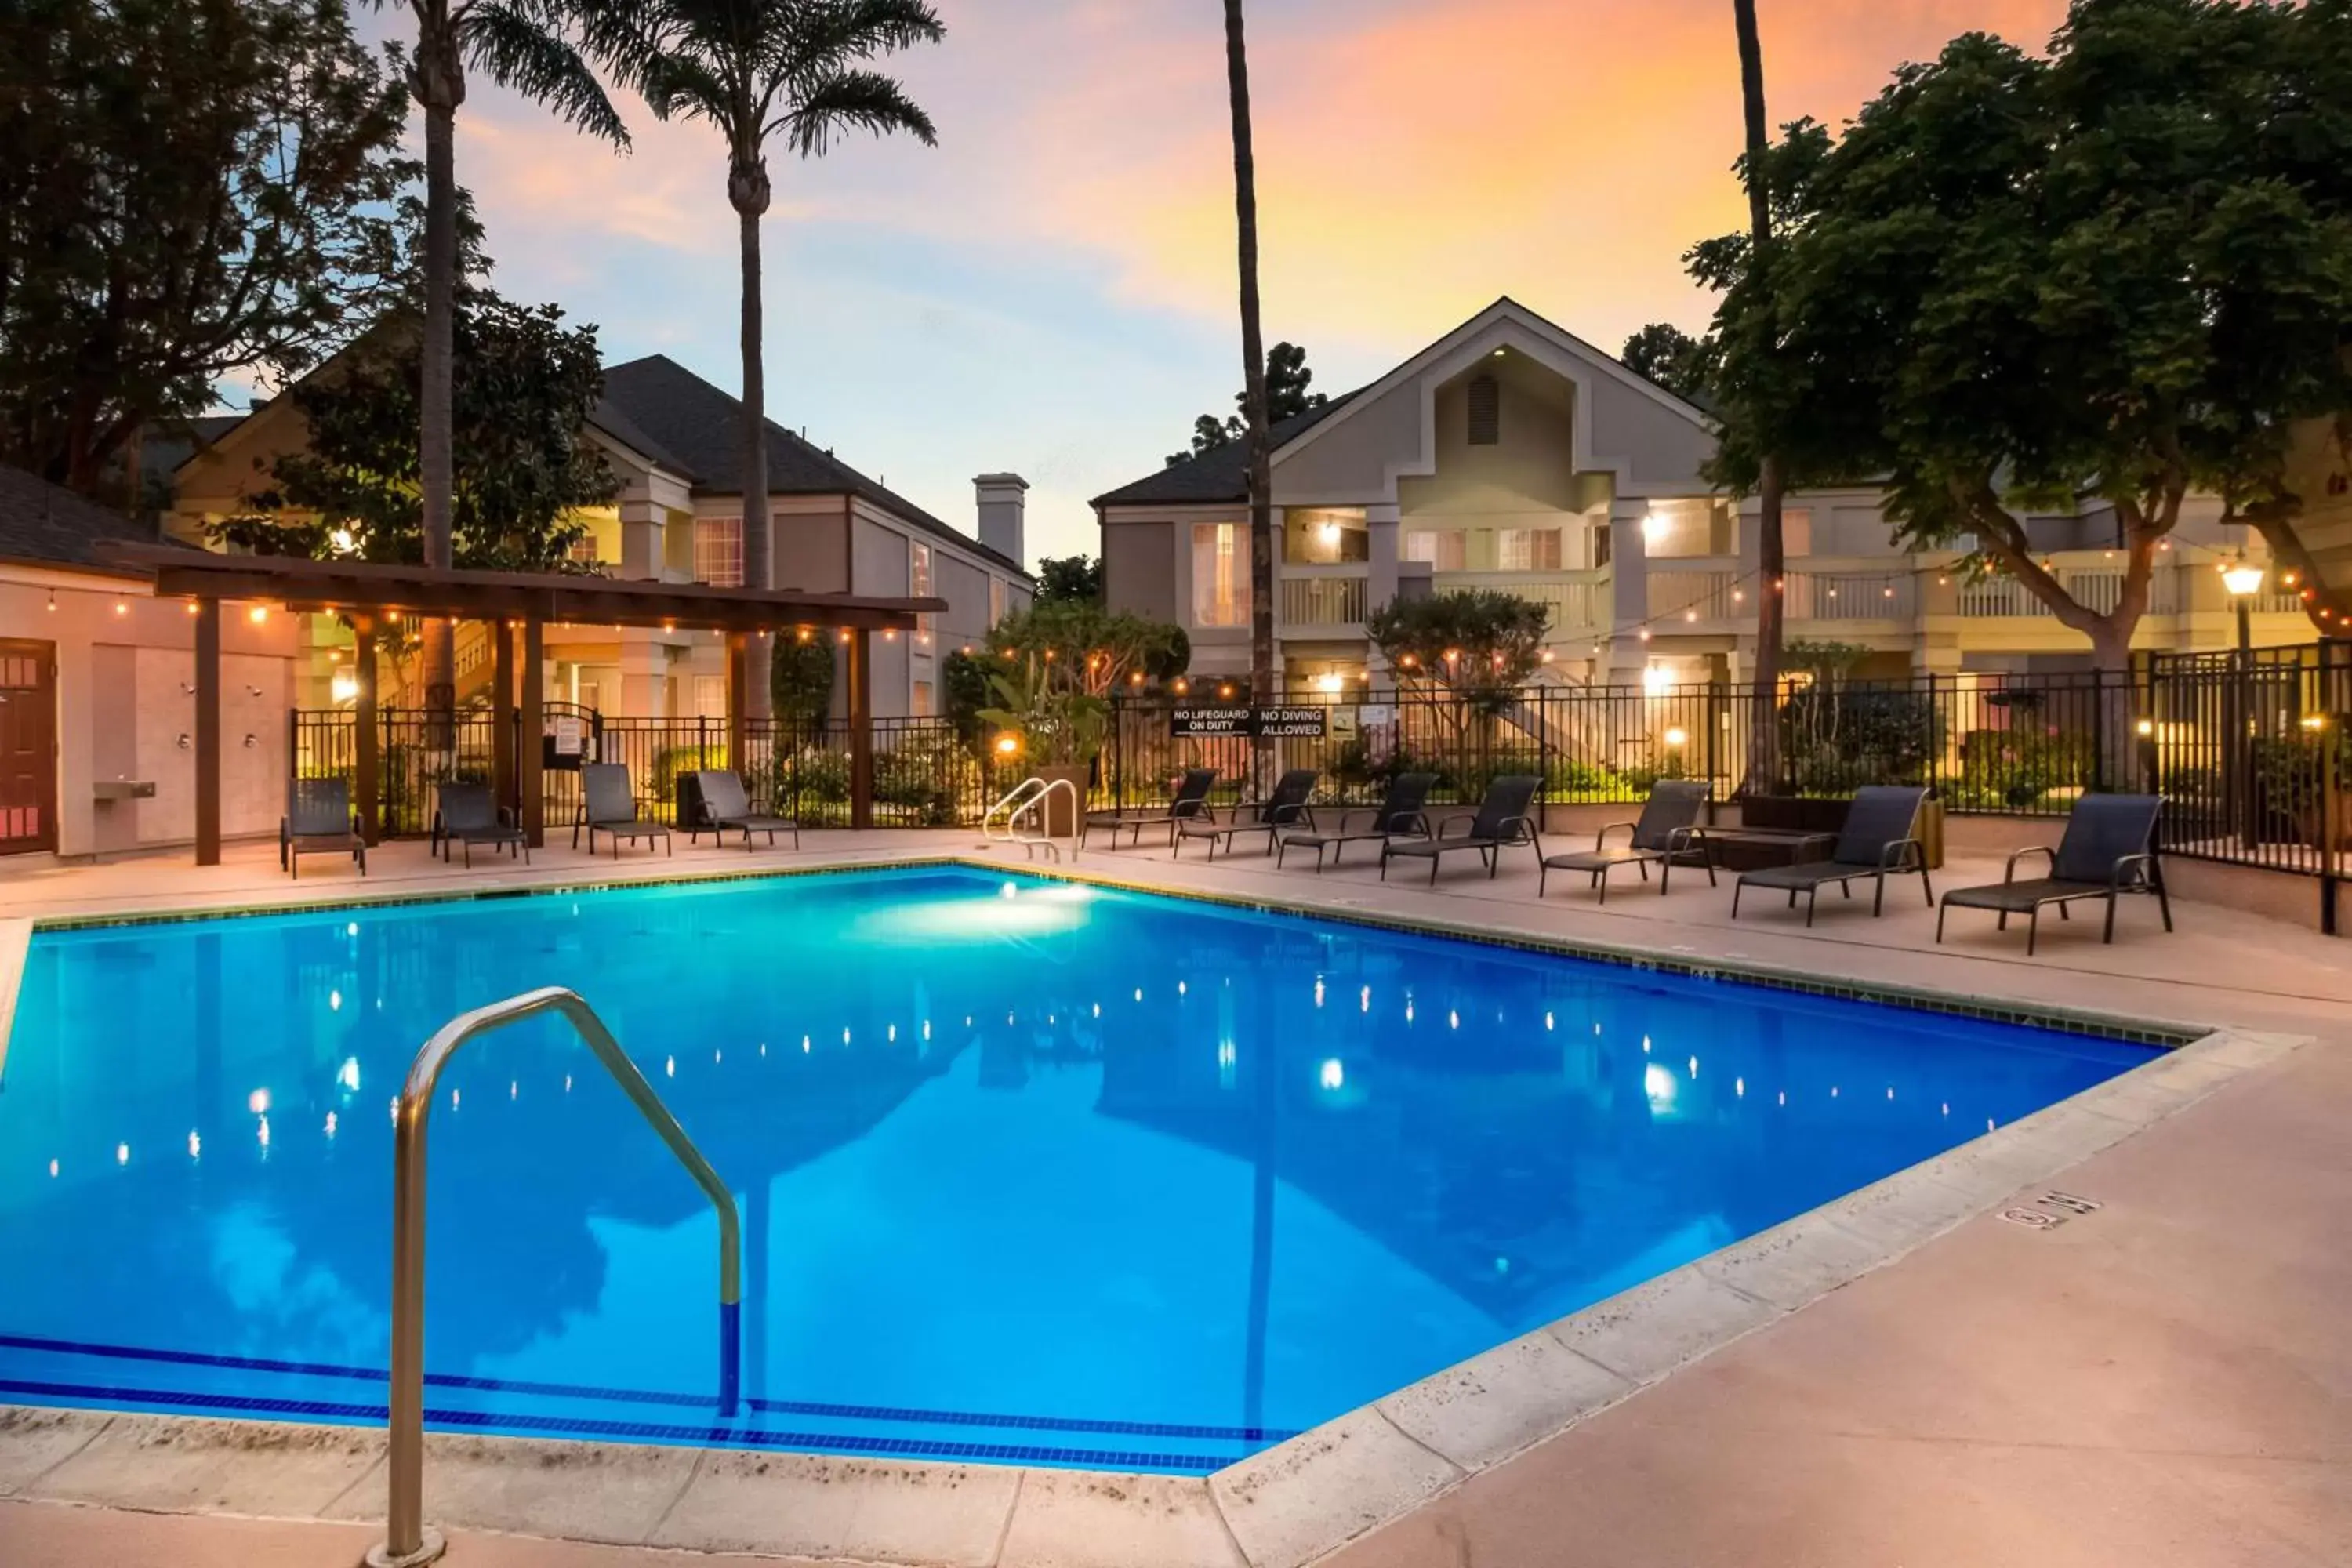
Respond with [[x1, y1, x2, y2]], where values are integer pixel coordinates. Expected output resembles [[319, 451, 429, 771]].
[[288, 644, 2349, 891]]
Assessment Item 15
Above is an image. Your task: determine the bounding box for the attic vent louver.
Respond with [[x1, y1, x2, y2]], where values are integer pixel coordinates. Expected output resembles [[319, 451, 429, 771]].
[[1468, 376, 1500, 445]]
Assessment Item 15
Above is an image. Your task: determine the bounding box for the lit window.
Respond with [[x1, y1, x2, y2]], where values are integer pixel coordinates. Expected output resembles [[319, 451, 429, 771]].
[[910, 541, 934, 632], [989, 576, 1007, 626], [1497, 528, 1562, 572], [567, 532, 602, 567], [912, 680, 935, 717], [695, 517, 744, 587], [693, 675, 727, 718], [1404, 530, 1467, 572], [1192, 523, 1248, 626]]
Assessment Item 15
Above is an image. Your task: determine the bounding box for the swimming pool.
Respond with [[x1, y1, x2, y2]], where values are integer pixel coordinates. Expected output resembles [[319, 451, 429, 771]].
[[0, 866, 2155, 1473]]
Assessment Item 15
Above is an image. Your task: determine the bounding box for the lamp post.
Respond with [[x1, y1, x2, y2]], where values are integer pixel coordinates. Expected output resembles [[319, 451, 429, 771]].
[[2223, 561, 2266, 847]]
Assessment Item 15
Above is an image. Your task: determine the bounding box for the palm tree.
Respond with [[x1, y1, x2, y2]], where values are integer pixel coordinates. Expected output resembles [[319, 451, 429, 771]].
[[1222, 0, 1276, 787], [376, 0, 630, 715], [593, 0, 941, 714], [1733, 0, 1786, 790]]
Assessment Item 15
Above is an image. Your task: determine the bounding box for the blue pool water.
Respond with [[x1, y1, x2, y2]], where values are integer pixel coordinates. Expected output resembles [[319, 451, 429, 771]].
[[0, 866, 2154, 1472]]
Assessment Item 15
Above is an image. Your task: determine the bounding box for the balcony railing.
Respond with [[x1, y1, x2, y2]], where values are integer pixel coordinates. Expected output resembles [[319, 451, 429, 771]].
[[1955, 569, 2182, 618], [1435, 568, 1612, 637], [1788, 569, 1915, 619], [1279, 568, 1369, 630]]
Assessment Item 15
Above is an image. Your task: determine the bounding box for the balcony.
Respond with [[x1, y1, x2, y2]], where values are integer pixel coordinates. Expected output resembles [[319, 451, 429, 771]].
[[1646, 557, 1918, 626], [1278, 565, 1370, 631], [1954, 566, 2182, 618], [1435, 568, 1612, 638]]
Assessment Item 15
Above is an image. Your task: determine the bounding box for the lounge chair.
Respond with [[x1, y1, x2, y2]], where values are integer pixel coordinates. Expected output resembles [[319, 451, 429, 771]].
[[1730, 785, 1931, 925], [1175, 768, 1319, 861], [688, 768, 800, 851], [1380, 775, 1542, 885], [1086, 768, 1217, 848], [1538, 779, 1715, 902], [573, 763, 671, 858], [1937, 793, 2172, 955], [281, 777, 365, 880], [431, 780, 529, 867], [1276, 771, 1437, 871]]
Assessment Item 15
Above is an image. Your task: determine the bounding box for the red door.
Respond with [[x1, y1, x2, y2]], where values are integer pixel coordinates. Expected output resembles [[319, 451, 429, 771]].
[[0, 639, 58, 854]]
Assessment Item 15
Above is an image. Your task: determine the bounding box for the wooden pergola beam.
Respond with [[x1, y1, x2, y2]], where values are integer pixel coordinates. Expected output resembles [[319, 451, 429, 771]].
[[103, 546, 941, 634]]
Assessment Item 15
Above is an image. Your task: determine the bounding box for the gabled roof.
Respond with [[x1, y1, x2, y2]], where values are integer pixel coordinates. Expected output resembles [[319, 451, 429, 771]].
[[1091, 393, 1359, 509], [600, 354, 1030, 579], [1093, 296, 1717, 511], [585, 395, 695, 480], [0, 465, 165, 575]]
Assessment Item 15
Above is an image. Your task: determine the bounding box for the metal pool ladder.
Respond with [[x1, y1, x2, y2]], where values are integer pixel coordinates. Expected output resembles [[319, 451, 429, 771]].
[[368, 988, 742, 1568], [982, 775, 1081, 862]]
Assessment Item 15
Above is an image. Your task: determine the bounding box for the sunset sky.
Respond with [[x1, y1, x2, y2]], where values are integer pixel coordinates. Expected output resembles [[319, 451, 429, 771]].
[[347, 0, 2073, 565]]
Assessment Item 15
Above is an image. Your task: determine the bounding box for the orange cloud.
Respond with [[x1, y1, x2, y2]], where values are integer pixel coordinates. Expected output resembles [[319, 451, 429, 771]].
[[445, 0, 2072, 356]]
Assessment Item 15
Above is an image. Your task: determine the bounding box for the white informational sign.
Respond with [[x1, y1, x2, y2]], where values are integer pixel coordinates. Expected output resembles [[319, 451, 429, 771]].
[[553, 717, 584, 757], [1358, 704, 1395, 728]]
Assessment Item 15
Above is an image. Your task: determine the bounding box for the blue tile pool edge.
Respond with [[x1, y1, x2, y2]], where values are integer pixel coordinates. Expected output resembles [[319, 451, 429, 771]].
[[0, 1025, 2307, 1568]]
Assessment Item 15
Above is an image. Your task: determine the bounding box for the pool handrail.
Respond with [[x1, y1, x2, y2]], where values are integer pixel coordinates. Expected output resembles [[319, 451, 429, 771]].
[[369, 987, 742, 1568]]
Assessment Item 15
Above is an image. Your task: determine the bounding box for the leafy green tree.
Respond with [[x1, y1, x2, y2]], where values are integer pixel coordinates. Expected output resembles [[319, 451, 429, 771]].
[[1620, 324, 1711, 402], [985, 599, 1189, 696], [1368, 590, 1549, 712], [206, 288, 613, 568], [1163, 340, 1330, 466], [1034, 554, 1104, 603], [591, 0, 942, 728], [1698, 0, 2352, 673], [769, 633, 836, 728], [0, 0, 412, 496], [368, 0, 630, 707]]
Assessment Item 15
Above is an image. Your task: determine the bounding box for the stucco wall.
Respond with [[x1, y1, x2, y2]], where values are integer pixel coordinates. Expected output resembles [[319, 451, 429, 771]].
[[1102, 518, 1179, 622], [1272, 379, 1427, 505], [1399, 358, 1581, 524], [771, 496, 852, 594], [0, 570, 297, 858]]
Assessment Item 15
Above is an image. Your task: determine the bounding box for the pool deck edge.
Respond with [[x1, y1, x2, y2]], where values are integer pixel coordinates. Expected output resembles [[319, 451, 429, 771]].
[[0, 917, 31, 1081], [0, 1025, 2307, 1568]]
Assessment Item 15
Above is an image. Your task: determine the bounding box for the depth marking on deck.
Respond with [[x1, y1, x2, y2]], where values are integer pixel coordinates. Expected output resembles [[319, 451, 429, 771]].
[[1998, 1190, 2104, 1229]]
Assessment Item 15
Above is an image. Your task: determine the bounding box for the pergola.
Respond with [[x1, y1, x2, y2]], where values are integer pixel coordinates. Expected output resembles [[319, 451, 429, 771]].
[[99, 545, 946, 865]]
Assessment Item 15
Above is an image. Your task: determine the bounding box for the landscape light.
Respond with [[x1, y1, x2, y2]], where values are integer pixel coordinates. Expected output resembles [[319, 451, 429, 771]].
[[1664, 727, 1689, 748]]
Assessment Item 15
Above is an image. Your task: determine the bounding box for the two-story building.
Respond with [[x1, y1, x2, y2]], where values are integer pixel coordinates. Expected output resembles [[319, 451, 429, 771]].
[[171, 353, 1033, 721], [1094, 298, 2315, 695]]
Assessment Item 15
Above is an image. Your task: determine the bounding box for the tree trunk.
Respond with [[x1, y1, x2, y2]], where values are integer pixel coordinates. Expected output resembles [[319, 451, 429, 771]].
[[733, 156, 775, 721], [417, 58, 460, 736], [1734, 0, 1784, 797], [1224, 0, 1276, 794]]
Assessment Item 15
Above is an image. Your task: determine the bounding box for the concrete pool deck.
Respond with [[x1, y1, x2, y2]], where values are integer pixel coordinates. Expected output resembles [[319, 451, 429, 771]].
[[2, 832, 2347, 1566]]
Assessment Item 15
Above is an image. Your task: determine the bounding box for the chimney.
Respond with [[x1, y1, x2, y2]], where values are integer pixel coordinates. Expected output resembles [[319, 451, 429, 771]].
[[974, 473, 1028, 568]]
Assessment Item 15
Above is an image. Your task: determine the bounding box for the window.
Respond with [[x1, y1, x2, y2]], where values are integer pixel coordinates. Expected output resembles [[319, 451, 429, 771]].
[[1403, 530, 1467, 572], [694, 517, 744, 586], [910, 541, 934, 631], [1782, 509, 1813, 557], [912, 680, 935, 717], [567, 532, 602, 568], [693, 676, 728, 718], [1467, 375, 1501, 445], [989, 575, 1006, 626], [1192, 522, 1248, 626], [1497, 528, 1562, 572]]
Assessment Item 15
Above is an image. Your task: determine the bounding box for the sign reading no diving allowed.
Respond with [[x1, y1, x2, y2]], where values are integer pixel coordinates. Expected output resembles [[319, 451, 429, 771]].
[[1170, 706, 1329, 739]]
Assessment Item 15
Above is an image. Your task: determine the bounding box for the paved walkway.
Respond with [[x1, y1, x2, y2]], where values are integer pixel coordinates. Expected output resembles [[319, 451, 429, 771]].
[[2, 831, 2347, 1566]]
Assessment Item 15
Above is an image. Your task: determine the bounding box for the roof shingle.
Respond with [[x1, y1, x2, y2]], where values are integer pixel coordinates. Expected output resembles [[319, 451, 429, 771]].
[[0, 465, 165, 573], [599, 354, 1029, 579], [1091, 393, 1357, 510]]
